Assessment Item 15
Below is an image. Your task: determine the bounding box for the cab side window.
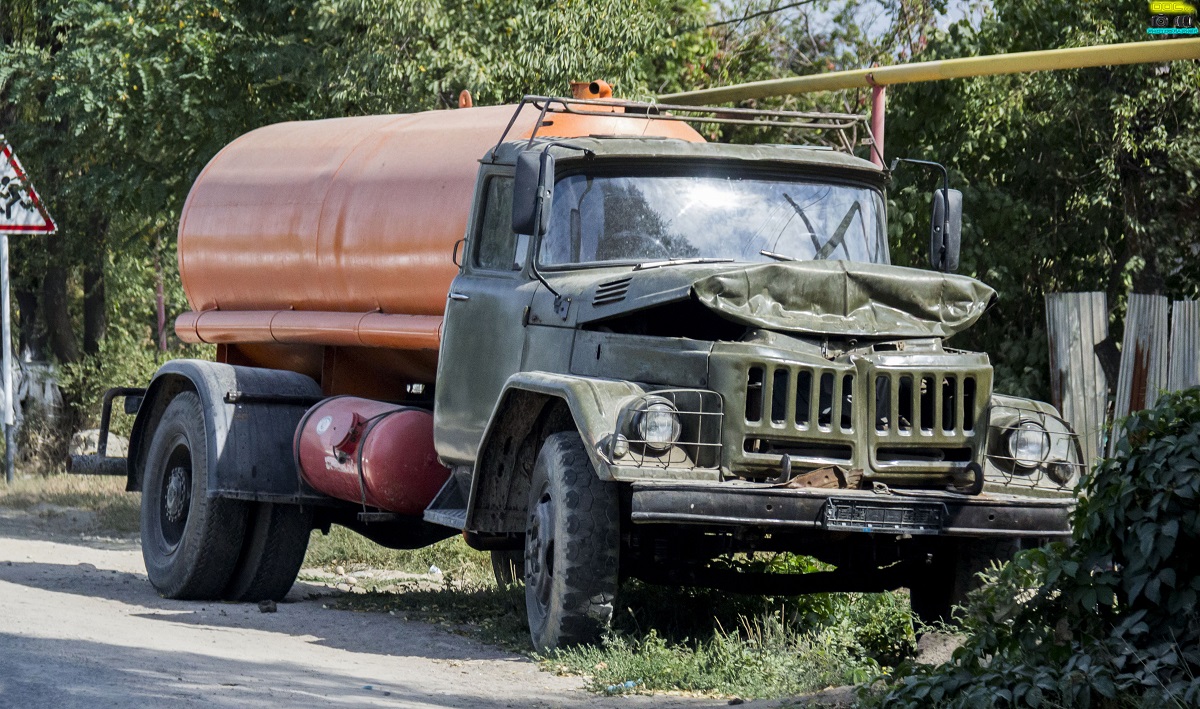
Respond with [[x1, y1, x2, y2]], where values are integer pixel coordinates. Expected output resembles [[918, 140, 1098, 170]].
[[474, 177, 526, 271]]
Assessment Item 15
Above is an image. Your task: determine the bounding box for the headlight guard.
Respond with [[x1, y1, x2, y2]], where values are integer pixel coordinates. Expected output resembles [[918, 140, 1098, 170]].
[[609, 389, 723, 470]]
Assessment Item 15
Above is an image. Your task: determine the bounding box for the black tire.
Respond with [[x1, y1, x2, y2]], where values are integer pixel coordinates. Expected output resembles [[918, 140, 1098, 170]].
[[224, 502, 313, 602], [141, 391, 248, 599], [523, 432, 619, 653], [491, 549, 524, 588], [909, 537, 1022, 626]]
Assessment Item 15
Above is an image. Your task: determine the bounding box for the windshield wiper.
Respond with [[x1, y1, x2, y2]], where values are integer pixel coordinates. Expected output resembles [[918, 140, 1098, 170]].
[[634, 257, 735, 271], [759, 250, 796, 262]]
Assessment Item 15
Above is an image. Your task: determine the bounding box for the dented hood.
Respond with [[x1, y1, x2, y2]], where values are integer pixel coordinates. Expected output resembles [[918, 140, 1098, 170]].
[[691, 261, 996, 338]]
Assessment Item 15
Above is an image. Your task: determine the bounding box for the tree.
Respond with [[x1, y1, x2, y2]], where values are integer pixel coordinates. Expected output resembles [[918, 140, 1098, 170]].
[[0, 0, 717, 456], [885, 0, 1200, 398]]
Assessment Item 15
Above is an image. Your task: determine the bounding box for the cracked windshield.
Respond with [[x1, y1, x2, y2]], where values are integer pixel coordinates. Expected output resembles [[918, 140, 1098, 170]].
[[538, 170, 888, 267]]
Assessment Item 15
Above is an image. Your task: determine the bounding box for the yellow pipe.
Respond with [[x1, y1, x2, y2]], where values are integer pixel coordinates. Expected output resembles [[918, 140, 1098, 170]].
[[662, 38, 1200, 104]]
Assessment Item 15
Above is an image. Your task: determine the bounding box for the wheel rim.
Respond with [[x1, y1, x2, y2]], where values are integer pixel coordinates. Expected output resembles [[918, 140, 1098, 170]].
[[157, 441, 192, 551], [526, 483, 556, 616]]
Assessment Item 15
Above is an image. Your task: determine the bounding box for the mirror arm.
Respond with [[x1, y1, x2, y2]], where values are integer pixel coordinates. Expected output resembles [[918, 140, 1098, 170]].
[[529, 258, 560, 299]]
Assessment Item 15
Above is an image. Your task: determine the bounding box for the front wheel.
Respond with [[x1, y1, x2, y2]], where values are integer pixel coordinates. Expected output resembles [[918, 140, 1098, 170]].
[[523, 432, 620, 653], [141, 391, 247, 599]]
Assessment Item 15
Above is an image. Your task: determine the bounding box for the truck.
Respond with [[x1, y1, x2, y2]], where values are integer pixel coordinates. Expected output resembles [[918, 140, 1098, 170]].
[[74, 82, 1083, 652]]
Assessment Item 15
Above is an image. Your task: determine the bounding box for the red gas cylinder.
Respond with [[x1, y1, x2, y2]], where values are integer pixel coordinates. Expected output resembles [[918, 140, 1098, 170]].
[[294, 396, 450, 515]]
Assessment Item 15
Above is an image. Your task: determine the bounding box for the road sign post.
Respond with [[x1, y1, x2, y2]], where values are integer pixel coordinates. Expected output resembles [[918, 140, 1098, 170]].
[[0, 136, 58, 483]]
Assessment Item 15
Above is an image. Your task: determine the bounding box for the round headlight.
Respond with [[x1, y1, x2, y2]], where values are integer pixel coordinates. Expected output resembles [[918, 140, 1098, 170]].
[[636, 400, 681, 452], [1007, 421, 1049, 468]]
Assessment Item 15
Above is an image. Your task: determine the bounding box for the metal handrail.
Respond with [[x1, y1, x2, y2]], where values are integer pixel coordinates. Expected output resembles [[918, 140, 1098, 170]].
[[490, 94, 874, 159]]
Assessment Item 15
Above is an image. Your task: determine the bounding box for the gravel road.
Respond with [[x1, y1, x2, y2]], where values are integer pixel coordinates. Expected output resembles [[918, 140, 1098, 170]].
[[0, 509, 791, 709]]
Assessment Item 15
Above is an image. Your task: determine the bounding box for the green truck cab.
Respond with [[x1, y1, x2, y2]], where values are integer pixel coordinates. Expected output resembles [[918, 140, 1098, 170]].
[[434, 121, 1080, 651]]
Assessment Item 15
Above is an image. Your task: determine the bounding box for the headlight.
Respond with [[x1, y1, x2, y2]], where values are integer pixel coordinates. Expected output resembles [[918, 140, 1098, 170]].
[[1007, 421, 1049, 468], [636, 399, 681, 452]]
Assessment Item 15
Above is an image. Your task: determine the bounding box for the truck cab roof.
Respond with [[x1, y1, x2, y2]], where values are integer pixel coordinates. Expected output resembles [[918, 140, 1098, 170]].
[[491, 136, 885, 185]]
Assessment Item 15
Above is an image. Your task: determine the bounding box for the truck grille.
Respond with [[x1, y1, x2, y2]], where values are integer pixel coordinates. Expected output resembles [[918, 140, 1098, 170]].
[[733, 359, 990, 478], [872, 373, 977, 436], [742, 363, 858, 467], [744, 364, 855, 432]]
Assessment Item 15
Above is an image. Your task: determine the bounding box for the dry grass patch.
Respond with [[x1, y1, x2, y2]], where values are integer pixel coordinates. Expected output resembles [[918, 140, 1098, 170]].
[[0, 473, 140, 533], [304, 526, 492, 584]]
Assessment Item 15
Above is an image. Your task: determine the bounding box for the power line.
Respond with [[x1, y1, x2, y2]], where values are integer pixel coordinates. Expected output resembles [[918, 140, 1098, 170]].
[[701, 0, 819, 31]]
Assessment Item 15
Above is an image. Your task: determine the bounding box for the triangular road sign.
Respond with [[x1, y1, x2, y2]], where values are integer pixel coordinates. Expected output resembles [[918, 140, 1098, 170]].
[[0, 136, 57, 235]]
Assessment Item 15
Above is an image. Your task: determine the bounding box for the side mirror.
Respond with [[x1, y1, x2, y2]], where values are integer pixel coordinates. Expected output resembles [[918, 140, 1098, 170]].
[[512, 150, 555, 236], [929, 188, 962, 272]]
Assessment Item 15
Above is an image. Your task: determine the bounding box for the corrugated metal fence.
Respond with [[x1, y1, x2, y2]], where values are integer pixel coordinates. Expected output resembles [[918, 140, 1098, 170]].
[[1168, 300, 1200, 392], [1045, 292, 1109, 469], [1045, 293, 1200, 464]]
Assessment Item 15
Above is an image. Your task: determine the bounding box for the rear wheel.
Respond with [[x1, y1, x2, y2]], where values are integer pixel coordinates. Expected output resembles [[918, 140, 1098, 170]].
[[224, 502, 313, 602], [141, 392, 247, 599], [523, 432, 619, 653]]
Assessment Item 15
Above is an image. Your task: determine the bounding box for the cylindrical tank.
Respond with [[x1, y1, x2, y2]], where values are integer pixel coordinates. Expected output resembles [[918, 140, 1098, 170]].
[[176, 98, 705, 376], [294, 396, 450, 515]]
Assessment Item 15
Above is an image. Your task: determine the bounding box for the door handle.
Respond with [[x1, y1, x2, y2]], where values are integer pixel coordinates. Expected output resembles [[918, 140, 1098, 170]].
[[448, 292, 470, 301]]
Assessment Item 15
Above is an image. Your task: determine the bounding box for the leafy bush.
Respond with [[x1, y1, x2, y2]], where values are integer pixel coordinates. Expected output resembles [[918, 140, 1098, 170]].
[[873, 389, 1200, 708]]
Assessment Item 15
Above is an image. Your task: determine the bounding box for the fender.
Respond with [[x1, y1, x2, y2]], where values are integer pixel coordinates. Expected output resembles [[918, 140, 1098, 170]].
[[127, 359, 327, 503], [464, 371, 647, 534]]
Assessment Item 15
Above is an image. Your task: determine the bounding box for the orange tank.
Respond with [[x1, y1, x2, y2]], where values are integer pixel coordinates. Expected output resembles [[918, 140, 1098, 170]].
[[175, 94, 704, 387]]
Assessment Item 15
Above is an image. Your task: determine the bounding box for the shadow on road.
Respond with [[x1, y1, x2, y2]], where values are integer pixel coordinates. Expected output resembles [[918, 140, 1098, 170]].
[[0, 559, 517, 663], [0, 632, 564, 709]]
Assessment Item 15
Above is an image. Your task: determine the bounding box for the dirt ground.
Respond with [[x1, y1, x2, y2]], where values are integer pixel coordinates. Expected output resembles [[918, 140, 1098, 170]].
[[0, 507, 803, 709]]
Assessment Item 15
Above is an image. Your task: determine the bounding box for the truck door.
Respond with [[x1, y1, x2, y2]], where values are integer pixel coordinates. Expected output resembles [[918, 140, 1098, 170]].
[[435, 171, 538, 465]]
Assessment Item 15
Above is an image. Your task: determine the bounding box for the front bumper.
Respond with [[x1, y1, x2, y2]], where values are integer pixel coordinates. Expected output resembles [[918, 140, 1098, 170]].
[[630, 481, 1073, 538]]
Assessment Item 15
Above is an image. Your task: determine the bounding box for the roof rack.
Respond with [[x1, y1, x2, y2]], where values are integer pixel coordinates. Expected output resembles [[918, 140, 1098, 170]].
[[491, 95, 877, 161]]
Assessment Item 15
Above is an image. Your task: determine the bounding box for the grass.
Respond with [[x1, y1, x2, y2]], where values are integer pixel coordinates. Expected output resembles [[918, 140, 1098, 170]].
[[0, 473, 141, 533], [542, 582, 913, 698], [303, 526, 493, 583]]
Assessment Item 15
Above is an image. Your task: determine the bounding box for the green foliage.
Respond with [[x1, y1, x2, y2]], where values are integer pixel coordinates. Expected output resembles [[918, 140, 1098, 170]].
[[317, 0, 712, 112], [886, 0, 1200, 398], [873, 389, 1200, 708], [0, 0, 716, 444]]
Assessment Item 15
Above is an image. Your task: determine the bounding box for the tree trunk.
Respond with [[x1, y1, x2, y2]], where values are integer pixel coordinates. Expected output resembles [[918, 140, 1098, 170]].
[[15, 287, 44, 362], [81, 212, 109, 356], [82, 263, 105, 356], [42, 238, 79, 365]]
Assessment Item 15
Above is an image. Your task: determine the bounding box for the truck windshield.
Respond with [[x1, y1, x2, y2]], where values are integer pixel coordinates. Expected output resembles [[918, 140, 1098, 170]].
[[538, 171, 888, 267]]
